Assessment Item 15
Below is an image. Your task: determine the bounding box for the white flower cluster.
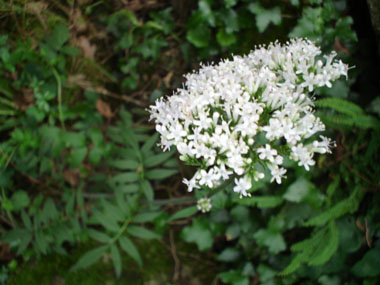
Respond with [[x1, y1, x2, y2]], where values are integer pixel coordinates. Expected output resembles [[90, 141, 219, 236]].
[[197, 198, 212, 213], [150, 39, 346, 198]]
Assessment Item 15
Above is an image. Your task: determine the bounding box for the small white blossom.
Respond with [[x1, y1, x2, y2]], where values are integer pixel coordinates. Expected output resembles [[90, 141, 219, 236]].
[[150, 39, 346, 194]]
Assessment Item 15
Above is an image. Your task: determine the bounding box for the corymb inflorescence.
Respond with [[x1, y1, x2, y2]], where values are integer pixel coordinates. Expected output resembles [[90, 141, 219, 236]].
[[149, 39, 347, 198]]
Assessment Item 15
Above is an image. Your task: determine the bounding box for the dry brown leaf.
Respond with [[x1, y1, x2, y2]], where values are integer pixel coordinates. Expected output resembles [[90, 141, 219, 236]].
[[26, 2, 48, 15], [163, 71, 173, 88], [96, 98, 114, 118], [14, 88, 34, 111], [72, 9, 87, 32], [334, 39, 350, 54], [67, 74, 93, 89], [77, 36, 96, 60], [63, 169, 81, 187]]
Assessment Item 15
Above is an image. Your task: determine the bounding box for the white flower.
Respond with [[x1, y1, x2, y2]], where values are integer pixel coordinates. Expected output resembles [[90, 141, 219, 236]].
[[257, 144, 277, 163], [268, 164, 287, 184], [149, 39, 346, 195], [233, 176, 252, 198], [183, 177, 199, 192]]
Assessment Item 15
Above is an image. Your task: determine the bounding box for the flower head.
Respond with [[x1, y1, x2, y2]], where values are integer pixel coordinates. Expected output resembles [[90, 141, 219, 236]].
[[150, 39, 347, 196]]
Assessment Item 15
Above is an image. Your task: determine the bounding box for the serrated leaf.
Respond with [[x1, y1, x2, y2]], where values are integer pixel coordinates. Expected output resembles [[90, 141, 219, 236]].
[[168, 206, 198, 221], [145, 169, 177, 180], [119, 236, 142, 266], [127, 225, 160, 239], [110, 244, 122, 278], [71, 245, 108, 271]]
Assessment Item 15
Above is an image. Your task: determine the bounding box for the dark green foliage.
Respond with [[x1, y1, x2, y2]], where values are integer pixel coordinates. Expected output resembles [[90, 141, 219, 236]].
[[0, 0, 379, 284]]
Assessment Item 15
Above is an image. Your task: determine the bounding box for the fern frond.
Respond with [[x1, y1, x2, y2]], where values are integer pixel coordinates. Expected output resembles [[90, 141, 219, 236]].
[[315, 98, 364, 116], [308, 221, 339, 265], [304, 187, 362, 227], [318, 113, 380, 130]]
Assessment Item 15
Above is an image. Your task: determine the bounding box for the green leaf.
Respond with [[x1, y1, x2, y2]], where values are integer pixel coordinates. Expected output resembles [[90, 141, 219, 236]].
[[41, 198, 59, 222], [248, 3, 282, 33], [144, 151, 174, 168], [141, 133, 159, 154], [126, 225, 161, 239], [87, 229, 111, 243], [16, 232, 33, 255], [110, 172, 140, 184], [226, 224, 240, 241], [101, 200, 125, 222], [35, 231, 48, 254], [140, 180, 154, 201], [92, 210, 121, 233], [45, 23, 70, 51], [68, 146, 87, 168], [119, 236, 142, 266], [283, 177, 314, 203], [21, 210, 32, 230], [216, 29, 236, 47], [133, 212, 161, 223], [168, 206, 198, 221], [145, 169, 178, 180], [181, 218, 213, 251], [11, 190, 30, 211], [352, 246, 380, 277], [108, 159, 140, 170], [110, 244, 122, 278], [217, 248, 241, 262], [186, 25, 211, 48], [219, 270, 249, 285], [71, 245, 109, 271], [1, 229, 29, 243], [253, 229, 286, 254]]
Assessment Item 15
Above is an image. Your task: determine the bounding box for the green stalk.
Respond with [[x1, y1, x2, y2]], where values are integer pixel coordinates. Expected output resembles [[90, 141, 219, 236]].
[[111, 217, 131, 243], [52, 68, 65, 130]]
